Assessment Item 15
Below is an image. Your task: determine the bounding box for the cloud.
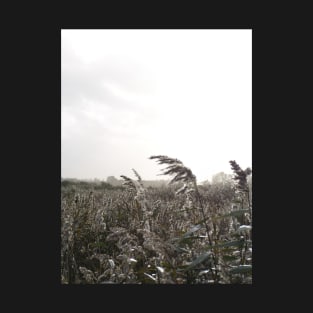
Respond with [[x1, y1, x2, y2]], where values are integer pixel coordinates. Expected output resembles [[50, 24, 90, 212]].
[[61, 30, 252, 182]]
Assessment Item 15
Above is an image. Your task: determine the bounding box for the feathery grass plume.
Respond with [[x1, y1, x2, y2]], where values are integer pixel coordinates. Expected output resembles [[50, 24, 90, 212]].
[[149, 155, 214, 249], [229, 160, 252, 217], [120, 175, 137, 192], [229, 160, 251, 192], [132, 168, 146, 196], [132, 168, 142, 184], [124, 169, 145, 198], [149, 155, 196, 184], [131, 169, 148, 206], [121, 170, 150, 230]]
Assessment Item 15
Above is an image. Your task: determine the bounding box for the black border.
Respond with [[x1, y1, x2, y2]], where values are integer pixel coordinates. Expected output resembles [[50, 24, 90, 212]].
[[15, 23, 278, 306]]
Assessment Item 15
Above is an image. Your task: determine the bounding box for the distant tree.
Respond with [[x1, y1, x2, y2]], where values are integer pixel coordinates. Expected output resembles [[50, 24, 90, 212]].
[[106, 176, 120, 186], [211, 172, 233, 185]]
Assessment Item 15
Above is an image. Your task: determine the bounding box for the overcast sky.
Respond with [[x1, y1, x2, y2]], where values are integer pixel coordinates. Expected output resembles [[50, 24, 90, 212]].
[[61, 29, 252, 183]]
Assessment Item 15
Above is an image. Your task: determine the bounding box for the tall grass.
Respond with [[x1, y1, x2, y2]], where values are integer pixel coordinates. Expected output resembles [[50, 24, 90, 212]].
[[61, 156, 252, 284]]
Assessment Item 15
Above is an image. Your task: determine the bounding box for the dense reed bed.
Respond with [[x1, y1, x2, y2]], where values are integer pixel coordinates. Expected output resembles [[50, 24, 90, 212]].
[[61, 156, 252, 284]]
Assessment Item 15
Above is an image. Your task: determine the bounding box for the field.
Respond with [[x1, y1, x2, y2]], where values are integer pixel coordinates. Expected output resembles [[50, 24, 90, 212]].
[[61, 156, 252, 284]]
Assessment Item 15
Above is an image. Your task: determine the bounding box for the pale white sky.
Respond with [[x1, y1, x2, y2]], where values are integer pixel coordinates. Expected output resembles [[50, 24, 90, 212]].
[[61, 29, 252, 183]]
